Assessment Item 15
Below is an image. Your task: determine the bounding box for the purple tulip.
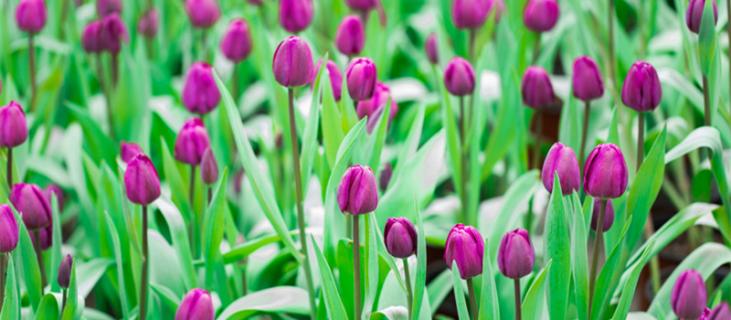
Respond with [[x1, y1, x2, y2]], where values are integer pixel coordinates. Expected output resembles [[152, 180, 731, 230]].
[[220, 19, 253, 63], [336, 15, 365, 57], [29, 224, 51, 250], [444, 224, 484, 279], [121, 142, 144, 163], [185, 0, 221, 29], [521, 66, 556, 110], [346, 58, 378, 101], [10, 184, 51, 230], [279, 0, 313, 34], [0, 205, 19, 253], [182, 62, 221, 115], [346, 0, 377, 11], [379, 163, 392, 191], [44, 184, 65, 212], [124, 154, 161, 206], [337, 165, 379, 215], [425, 33, 439, 65], [591, 199, 615, 232], [99, 14, 129, 55], [272, 36, 315, 87], [200, 147, 219, 185], [57, 254, 72, 288], [686, 0, 718, 34], [137, 9, 159, 38], [313, 60, 343, 102], [174, 118, 211, 166], [451, 0, 488, 29], [621, 61, 662, 112], [672, 269, 707, 319], [498, 228, 535, 279], [384, 217, 417, 258], [15, 0, 47, 34], [583, 144, 628, 199], [96, 0, 122, 17], [356, 82, 398, 132], [176, 288, 215, 320], [82, 21, 103, 54], [523, 0, 559, 32], [572, 56, 604, 102], [541, 142, 580, 195], [0, 101, 28, 148], [709, 303, 731, 320], [444, 57, 475, 97], [248, 0, 262, 5]]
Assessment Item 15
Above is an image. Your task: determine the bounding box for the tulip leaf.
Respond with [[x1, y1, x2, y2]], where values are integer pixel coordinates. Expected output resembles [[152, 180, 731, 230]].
[[35, 293, 60, 320], [11, 208, 42, 310], [521, 261, 551, 320], [477, 237, 500, 320], [48, 195, 63, 293], [311, 237, 349, 320], [545, 175, 571, 320], [611, 242, 653, 320], [154, 198, 196, 291], [450, 262, 470, 320], [300, 53, 328, 196], [160, 138, 193, 223], [412, 200, 429, 320], [61, 258, 80, 320], [0, 257, 20, 320], [216, 286, 310, 319], [203, 171, 231, 303], [103, 211, 130, 319], [570, 195, 590, 320], [222, 231, 299, 264], [697, 0, 717, 77], [427, 270, 453, 315]]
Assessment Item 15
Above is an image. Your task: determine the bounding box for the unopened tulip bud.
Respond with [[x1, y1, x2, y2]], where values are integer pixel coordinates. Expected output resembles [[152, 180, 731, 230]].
[[121, 142, 143, 163], [82, 21, 103, 54], [444, 57, 475, 96], [346, 0, 377, 11], [356, 82, 398, 132], [583, 144, 628, 199], [15, 0, 47, 34], [176, 288, 215, 320], [444, 224, 484, 279], [541, 142, 580, 195], [10, 184, 51, 230], [185, 0, 220, 29], [44, 184, 65, 212], [0, 101, 28, 148], [0, 205, 19, 253], [379, 163, 392, 191], [97, 0, 122, 17], [313, 60, 343, 102], [28, 224, 51, 250], [425, 33, 439, 65], [182, 62, 221, 114], [220, 19, 253, 63], [99, 14, 129, 55], [337, 165, 378, 215], [57, 254, 72, 288], [279, 0, 313, 34], [672, 269, 707, 319], [621, 61, 662, 112], [709, 303, 731, 320], [686, 0, 718, 34], [336, 16, 365, 57], [523, 0, 559, 32], [174, 118, 211, 166], [384, 217, 417, 258], [521, 66, 556, 109], [346, 58, 377, 101], [124, 154, 161, 206], [591, 199, 614, 232], [498, 228, 535, 279], [273, 36, 314, 87], [200, 148, 219, 185], [137, 9, 159, 38], [451, 0, 488, 30], [572, 56, 604, 102]]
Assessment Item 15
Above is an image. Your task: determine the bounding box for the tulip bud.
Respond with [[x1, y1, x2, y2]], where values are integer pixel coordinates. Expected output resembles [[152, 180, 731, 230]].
[[523, 0, 559, 32], [379, 163, 392, 191], [99, 14, 129, 55], [121, 142, 143, 163], [572, 56, 604, 102], [175, 118, 211, 166], [45, 184, 65, 212], [97, 0, 122, 16], [498, 228, 535, 279], [10, 184, 51, 230], [709, 303, 731, 320], [425, 33, 439, 65], [521, 66, 556, 110], [451, 0, 488, 29], [591, 199, 614, 232], [541, 142, 580, 195], [273, 36, 315, 88], [29, 224, 51, 250], [182, 62, 221, 115], [124, 154, 161, 206], [672, 269, 707, 319], [444, 57, 475, 97], [82, 21, 103, 54], [57, 254, 72, 289], [621, 61, 662, 112], [15, 0, 47, 34], [384, 217, 417, 258], [444, 224, 484, 279], [356, 82, 398, 132], [337, 165, 379, 215], [176, 288, 215, 320], [346, 58, 377, 101], [346, 0, 377, 11], [220, 19, 253, 63], [279, 0, 313, 34], [313, 60, 343, 102], [0, 205, 19, 253], [0, 101, 28, 148], [200, 148, 219, 185], [686, 0, 718, 34], [583, 144, 628, 199], [137, 9, 159, 38], [185, 0, 221, 29], [336, 16, 365, 57]]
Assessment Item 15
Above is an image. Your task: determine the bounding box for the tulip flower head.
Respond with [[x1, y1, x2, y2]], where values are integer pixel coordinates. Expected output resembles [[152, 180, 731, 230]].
[[0, 205, 19, 253], [444, 57, 475, 97], [0, 101, 28, 148], [521, 66, 556, 110], [121, 142, 144, 163], [182, 62, 221, 114], [44, 184, 65, 212], [451, 0, 488, 29], [346, 58, 378, 101], [185, 0, 221, 29], [444, 224, 484, 279], [82, 21, 103, 54], [686, 0, 718, 34], [384, 217, 417, 258], [15, 0, 47, 34], [572, 56, 604, 102], [313, 60, 343, 102], [583, 144, 628, 199], [174, 118, 211, 166], [671, 269, 707, 319], [57, 254, 73, 289], [591, 199, 615, 232], [379, 163, 393, 191], [200, 147, 219, 185], [124, 154, 161, 206], [425, 33, 439, 65], [10, 183, 51, 230], [137, 9, 159, 38], [346, 0, 377, 11], [30, 224, 52, 250], [356, 82, 398, 132], [337, 165, 379, 215], [279, 0, 313, 34], [96, 0, 122, 17], [621, 61, 662, 112], [336, 16, 365, 57], [220, 19, 253, 63], [498, 228, 535, 279], [541, 142, 580, 195], [273, 36, 315, 88], [523, 0, 559, 33], [99, 14, 129, 55], [176, 288, 215, 320], [709, 303, 731, 320]]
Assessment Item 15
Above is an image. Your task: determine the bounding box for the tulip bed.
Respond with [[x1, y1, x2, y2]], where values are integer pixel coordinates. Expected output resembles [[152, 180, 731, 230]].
[[2, 0, 731, 319]]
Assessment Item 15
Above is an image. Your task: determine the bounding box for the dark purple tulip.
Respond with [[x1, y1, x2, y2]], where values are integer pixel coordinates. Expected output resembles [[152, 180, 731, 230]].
[[346, 58, 378, 101], [583, 144, 628, 199], [273, 36, 315, 87], [444, 224, 484, 279], [0, 205, 19, 253], [379, 163, 392, 191], [521, 66, 556, 110], [0, 101, 28, 148], [124, 154, 161, 206], [425, 33, 439, 65], [541, 142, 580, 195], [572, 56, 604, 102], [336, 15, 365, 56], [346, 0, 377, 11], [176, 288, 215, 320], [185, 0, 221, 29], [709, 303, 731, 320], [137, 9, 159, 38], [591, 199, 614, 232], [356, 82, 398, 132], [313, 60, 343, 101], [182, 62, 221, 115], [44, 184, 65, 211], [15, 0, 47, 34], [121, 142, 143, 163], [174, 118, 211, 166], [99, 14, 128, 55], [29, 224, 51, 250], [444, 57, 475, 97], [672, 269, 707, 319], [337, 165, 379, 215], [82, 21, 103, 54], [279, 0, 313, 34], [686, 0, 718, 34], [621, 61, 662, 112], [220, 19, 253, 63], [498, 228, 535, 279], [523, 0, 559, 32], [384, 217, 417, 258], [451, 0, 488, 29], [200, 148, 219, 185], [96, 0, 122, 17], [10, 183, 51, 230], [57, 254, 72, 288]]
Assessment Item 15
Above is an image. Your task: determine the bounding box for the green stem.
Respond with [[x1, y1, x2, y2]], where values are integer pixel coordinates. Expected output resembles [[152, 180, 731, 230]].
[[61, 288, 67, 312], [459, 97, 469, 224], [702, 75, 711, 127], [468, 29, 476, 62], [29, 35, 37, 112], [6, 148, 12, 189], [139, 205, 149, 320], [588, 199, 607, 318], [0, 253, 7, 312], [403, 258, 413, 319], [514, 278, 522, 320], [526, 112, 542, 232], [467, 278, 478, 320], [353, 215, 361, 320], [637, 112, 644, 169], [579, 101, 591, 170], [190, 165, 198, 258], [608, 0, 617, 98], [532, 33, 542, 64]]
